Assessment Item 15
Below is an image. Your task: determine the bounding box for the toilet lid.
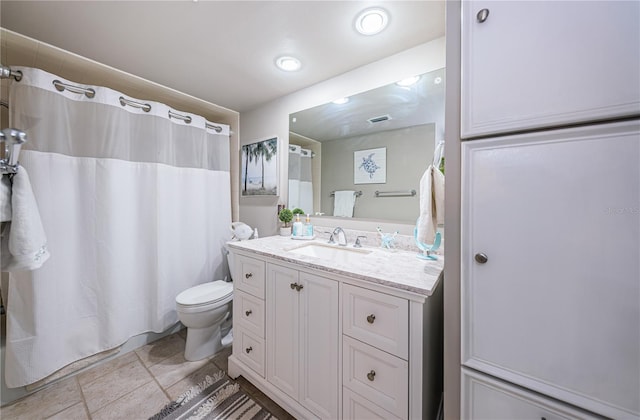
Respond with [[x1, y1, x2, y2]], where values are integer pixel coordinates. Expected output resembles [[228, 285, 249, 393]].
[[176, 281, 233, 306]]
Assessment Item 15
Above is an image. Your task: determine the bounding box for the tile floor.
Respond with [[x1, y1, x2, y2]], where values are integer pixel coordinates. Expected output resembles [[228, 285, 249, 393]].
[[1, 330, 294, 420]]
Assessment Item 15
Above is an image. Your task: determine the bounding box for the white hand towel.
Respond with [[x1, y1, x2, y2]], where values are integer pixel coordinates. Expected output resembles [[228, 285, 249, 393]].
[[333, 190, 356, 218], [416, 165, 445, 244], [0, 168, 50, 271], [0, 175, 12, 222]]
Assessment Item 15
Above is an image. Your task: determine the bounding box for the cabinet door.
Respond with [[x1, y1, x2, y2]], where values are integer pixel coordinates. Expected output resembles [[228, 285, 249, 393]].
[[461, 1, 640, 138], [299, 272, 339, 419], [266, 264, 299, 400], [461, 120, 640, 419], [462, 368, 602, 420]]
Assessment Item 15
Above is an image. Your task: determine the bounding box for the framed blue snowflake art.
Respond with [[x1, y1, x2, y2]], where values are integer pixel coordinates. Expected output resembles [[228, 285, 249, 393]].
[[354, 147, 386, 184]]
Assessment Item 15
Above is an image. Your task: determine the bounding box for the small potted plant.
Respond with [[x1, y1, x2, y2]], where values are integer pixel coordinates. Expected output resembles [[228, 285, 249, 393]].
[[278, 208, 293, 236], [292, 208, 305, 217]]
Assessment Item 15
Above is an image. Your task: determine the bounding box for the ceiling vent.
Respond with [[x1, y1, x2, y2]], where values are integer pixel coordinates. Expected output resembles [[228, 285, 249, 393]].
[[368, 114, 391, 124]]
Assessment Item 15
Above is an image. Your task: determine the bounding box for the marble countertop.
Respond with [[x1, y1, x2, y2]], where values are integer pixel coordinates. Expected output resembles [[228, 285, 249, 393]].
[[227, 235, 443, 297]]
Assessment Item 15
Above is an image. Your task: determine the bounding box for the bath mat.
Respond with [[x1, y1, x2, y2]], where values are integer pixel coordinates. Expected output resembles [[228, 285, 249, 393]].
[[149, 371, 278, 420]]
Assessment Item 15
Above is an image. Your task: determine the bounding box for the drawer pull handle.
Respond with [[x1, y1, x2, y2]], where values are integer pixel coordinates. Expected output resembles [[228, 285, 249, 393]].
[[367, 370, 376, 381], [366, 314, 376, 324], [290, 283, 304, 291], [245, 272, 253, 279], [476, 8, 489, 23], [245, 309, 252, 316], [245, 346, 253, 354]]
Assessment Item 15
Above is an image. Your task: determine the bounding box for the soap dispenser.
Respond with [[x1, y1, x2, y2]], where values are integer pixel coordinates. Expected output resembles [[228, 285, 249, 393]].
[[304, 214, 313, 237], [292, 214, 303, 237]]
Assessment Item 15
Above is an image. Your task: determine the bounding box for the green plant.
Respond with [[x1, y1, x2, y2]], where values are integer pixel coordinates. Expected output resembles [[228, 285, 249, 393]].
[[278, 208, 293, 227], [292, 208, 305, 216]]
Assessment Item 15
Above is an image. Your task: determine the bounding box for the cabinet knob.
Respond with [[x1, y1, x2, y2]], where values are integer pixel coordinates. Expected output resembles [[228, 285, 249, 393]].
[[476, 8, 490, 23], [245, 346, 253, 354], [296, 284, 304, 292], [290, 283, 297, 290], [245, 309, 252, 316], [366, 314, 376, 324], [367, 370, 376, 381], [245, 272, 253, 279], [474, 253, 488, 264]]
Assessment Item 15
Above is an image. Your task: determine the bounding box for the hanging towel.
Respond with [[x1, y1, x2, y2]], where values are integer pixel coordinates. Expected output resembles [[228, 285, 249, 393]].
[[416, 165, 445, 244], [0, 175, 12, 222], [0, 168, 50, 271], [333, 190, 356, 217]]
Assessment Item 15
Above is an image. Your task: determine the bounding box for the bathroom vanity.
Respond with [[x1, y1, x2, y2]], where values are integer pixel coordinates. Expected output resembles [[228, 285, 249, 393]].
[[227, 235, 443, 420]]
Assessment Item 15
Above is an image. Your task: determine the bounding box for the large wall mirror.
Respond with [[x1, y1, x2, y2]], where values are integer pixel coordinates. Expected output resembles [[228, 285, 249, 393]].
[[288, 67, 445, 224]]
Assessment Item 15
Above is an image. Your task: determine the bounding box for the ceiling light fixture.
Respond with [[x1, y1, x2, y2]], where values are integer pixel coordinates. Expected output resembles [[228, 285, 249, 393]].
[[275, 56, 301, 72], [332, 97, 349, 105], [355, 8, 389, 35], [396, 76, 421, 87]]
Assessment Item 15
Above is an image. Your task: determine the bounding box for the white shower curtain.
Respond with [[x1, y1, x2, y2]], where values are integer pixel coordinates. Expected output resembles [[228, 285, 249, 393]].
[[4, 67, 232, 387], [287, 145, 313, 214]]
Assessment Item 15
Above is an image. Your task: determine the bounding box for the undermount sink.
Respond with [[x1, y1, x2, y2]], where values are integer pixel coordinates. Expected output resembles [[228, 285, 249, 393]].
[[288, 242, 372, 264]]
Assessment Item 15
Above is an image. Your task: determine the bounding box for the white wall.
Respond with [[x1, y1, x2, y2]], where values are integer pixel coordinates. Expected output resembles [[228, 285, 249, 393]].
[[239, 37, 446, 237]]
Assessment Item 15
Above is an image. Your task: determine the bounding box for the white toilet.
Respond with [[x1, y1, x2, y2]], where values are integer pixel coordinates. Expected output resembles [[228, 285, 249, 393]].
[[176, 252, 235, 361]]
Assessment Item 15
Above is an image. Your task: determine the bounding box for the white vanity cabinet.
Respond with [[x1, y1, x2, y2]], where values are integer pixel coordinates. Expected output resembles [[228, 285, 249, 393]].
[[461, 0, 640, 138], [461, 120, 640, 419], [266, 263, 339, 419], [227, 243, 443, 420]]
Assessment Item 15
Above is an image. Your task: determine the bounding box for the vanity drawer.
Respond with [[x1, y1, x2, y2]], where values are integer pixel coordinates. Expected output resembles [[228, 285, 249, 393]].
[[343, 387, 403, 420], [233, 290, 265, 338], [343, 283, 409, 359], [343, 336, 408, 418], [235, 254, 265, 298], [235, 329, 265, 377]]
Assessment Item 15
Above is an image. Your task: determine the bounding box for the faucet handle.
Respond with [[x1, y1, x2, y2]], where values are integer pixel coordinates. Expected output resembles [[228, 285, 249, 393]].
[[324, 231, 336, 244], [354, 235, 367, 248]]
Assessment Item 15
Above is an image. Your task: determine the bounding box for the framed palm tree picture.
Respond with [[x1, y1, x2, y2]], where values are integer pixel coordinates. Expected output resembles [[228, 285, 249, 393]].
[[241, 136, 278, 196]]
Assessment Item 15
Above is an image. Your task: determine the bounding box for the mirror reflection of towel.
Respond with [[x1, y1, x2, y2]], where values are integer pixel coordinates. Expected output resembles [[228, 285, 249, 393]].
[[333, 190, 356, 217], [416, 165, 444, 244]]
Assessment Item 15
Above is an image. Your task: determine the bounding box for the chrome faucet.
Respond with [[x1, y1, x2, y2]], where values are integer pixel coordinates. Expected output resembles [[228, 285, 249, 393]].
[[329, 227, 348, 246]]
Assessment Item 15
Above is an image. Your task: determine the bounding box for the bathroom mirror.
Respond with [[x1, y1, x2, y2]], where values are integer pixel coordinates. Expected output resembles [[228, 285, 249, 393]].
[[288, 67, 445, 224]]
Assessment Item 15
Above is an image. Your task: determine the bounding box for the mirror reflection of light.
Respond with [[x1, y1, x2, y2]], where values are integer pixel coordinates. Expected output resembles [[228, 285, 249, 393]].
[[332, 97, 349, 105], [276, 56, 301, 72], [396, 76, 421, 87], [434, 77, 442, 85]]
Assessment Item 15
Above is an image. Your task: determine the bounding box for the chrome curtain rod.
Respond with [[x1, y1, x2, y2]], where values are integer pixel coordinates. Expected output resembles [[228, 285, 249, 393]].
[[1, 64, 225, 133], [0, 64, 22, 81]]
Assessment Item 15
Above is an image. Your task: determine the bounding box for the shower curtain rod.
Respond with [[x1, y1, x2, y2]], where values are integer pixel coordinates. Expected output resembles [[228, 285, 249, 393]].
[[0, 64, 225, 133]]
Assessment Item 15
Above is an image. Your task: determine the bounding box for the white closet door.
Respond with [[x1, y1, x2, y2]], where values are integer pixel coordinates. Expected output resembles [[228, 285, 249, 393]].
[[461, 120, 640, 419], [461, 1, 640, 138]]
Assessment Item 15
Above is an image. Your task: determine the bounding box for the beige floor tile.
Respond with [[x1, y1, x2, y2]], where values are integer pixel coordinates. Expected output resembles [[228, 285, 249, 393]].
[[45, 402, 89, 420], [234, 375, 262, 396], [209, 345, 233, 372], [1, 376, 82, 420], [77, 351, 138, 387], [251, 391, 296, 420], [165, 361, 224, 400], [90, 381, 169, 420], [177, 327, 187, 340], [81, 359, 153, 413], [135, 332, 186, 368], [147, 351, 210, 389]]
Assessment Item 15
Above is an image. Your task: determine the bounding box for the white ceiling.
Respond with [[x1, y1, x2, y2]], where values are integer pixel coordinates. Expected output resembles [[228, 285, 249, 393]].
[[0, 1, 445, 113]]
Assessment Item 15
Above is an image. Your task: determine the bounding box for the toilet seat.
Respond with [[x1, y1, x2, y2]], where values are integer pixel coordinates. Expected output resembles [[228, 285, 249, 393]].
[[176, 281, 233, 307]]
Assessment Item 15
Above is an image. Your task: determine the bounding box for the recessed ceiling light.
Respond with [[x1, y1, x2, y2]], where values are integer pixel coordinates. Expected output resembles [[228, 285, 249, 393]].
[[355, 8, 389, 35], [396, 76, 421, 87], [275, 56, 301, 72], [332, 97, 349, 105]]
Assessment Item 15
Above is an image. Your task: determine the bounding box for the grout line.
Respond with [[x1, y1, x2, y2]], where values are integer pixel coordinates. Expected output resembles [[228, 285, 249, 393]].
[[75, 375, 93, 420], [134, 348, 173, 401]]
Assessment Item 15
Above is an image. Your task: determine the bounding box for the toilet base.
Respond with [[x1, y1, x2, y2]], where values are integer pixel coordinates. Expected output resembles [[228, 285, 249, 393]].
[[184, 325, 223, 361]]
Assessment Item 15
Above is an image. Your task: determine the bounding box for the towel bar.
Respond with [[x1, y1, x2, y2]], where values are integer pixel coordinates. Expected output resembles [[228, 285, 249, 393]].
[[374, 189, 416, 197], [330, 190, 362, 197]]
